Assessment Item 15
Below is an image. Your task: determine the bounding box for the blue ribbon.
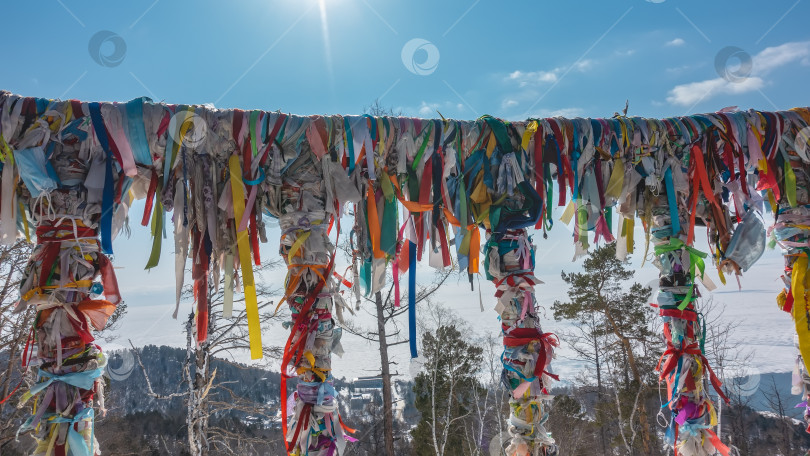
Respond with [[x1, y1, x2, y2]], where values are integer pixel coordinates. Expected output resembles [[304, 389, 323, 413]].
[[60, 118, 89, 142], [87, 102, 115, 255], [408, 241, 417, 359]]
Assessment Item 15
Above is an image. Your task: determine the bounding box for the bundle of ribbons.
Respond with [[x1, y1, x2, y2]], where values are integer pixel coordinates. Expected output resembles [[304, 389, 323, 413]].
[[0, 94, 125, 455], [773, 166, 810, 435], [2, 89, 810, 456]]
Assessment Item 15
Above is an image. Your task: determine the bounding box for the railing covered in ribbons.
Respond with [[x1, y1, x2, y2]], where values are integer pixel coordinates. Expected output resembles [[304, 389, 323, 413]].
[[1, 89, 809, 456]]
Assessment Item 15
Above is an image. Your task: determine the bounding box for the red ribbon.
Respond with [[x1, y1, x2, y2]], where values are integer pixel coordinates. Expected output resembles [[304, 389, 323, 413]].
[[503, 327, 560, 382], [280, 226, 340, 453], [657, 342, 729, 404]]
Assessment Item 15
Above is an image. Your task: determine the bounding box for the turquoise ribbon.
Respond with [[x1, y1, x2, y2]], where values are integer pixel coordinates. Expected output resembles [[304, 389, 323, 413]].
[[124, 97, 153, 165], [25, 366, 105, 400], [243, 168, 265, 186], [18, 408, 96, 456], [344, 117, 354, 174], [664, 167, 680, 235]]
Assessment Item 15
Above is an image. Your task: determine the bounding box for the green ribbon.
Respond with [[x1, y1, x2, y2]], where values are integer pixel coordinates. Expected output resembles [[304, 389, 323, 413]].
[[380, 197, 398, 256], [145, 186, 164, 270], [783, 150, 797, 208], [458, 178, 470, 256], [654, 238, 707, 310], [480, 115, 513, 155], [411, 122, 433, 171]]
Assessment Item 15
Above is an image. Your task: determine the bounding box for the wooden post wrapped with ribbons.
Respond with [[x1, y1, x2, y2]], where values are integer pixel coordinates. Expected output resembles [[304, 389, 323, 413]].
[[650, 198, 731, 456], [772, 126, 810, 433], [3, 98, 128, 456], [2, 89, 810, 456], [486, 228, 558, 455], [271, 130, 355, 455]]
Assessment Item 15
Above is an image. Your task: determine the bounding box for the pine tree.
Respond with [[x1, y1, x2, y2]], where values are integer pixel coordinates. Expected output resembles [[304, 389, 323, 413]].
[[552, 243, 661, 455], [411, 324, 484, 456]]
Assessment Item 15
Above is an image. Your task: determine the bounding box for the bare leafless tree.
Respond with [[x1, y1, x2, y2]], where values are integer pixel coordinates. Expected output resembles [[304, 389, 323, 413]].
[[0, 240, 34, 449], [341, 266, 454, 456], [699, 296, 754, 453], [132, 260, 285, 456]]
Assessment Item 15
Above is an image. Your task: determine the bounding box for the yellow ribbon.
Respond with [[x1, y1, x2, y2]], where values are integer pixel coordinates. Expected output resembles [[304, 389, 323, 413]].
[[485, 131, 496, 158], [605, 158, 624, 199], [521, 120, 538, 152], [785, 161, 797, 208], [623, 218, 635, 254], [22, 280, 93, 301], [791, 254, 810, 374], [297, 350, 329, 381], [559, 200, 576, 225], [229, 155, 263, 360], [0, 136, 14, 164], [715, 249, 727, 285], [19, 200, 30, 243], [287, 230, 312, 264]]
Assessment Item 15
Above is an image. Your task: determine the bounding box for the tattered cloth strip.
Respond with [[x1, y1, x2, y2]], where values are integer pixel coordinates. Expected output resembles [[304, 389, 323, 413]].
[[488, 228, 558, 455], [2, 89, 810, 455], [16, 211, 121, 455]]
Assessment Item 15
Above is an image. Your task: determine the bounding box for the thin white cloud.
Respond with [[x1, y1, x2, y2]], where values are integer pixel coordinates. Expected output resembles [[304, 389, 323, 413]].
[[507, 70, 558, 87], [505, 59, 595, 88], [573, 59, 595, 72], [418, 102, 440, 116], [502, 99, 519, 109], [397, 101, 464, 118], [667, 77, 765, 107], [666, 38, 686, 47], [666, 40, 810, 106], [666, 64, 692, 74], [752, 41, 810, 73], [528, 107, 584, 118]]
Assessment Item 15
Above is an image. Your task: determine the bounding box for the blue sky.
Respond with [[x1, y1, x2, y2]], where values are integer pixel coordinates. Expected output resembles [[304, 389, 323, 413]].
[[2, 1, 808, 380], [3, 1, 809, 119]]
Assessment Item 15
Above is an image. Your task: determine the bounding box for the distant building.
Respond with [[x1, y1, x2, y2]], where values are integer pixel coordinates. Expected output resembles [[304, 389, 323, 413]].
[[352, 376, 383, 390]]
